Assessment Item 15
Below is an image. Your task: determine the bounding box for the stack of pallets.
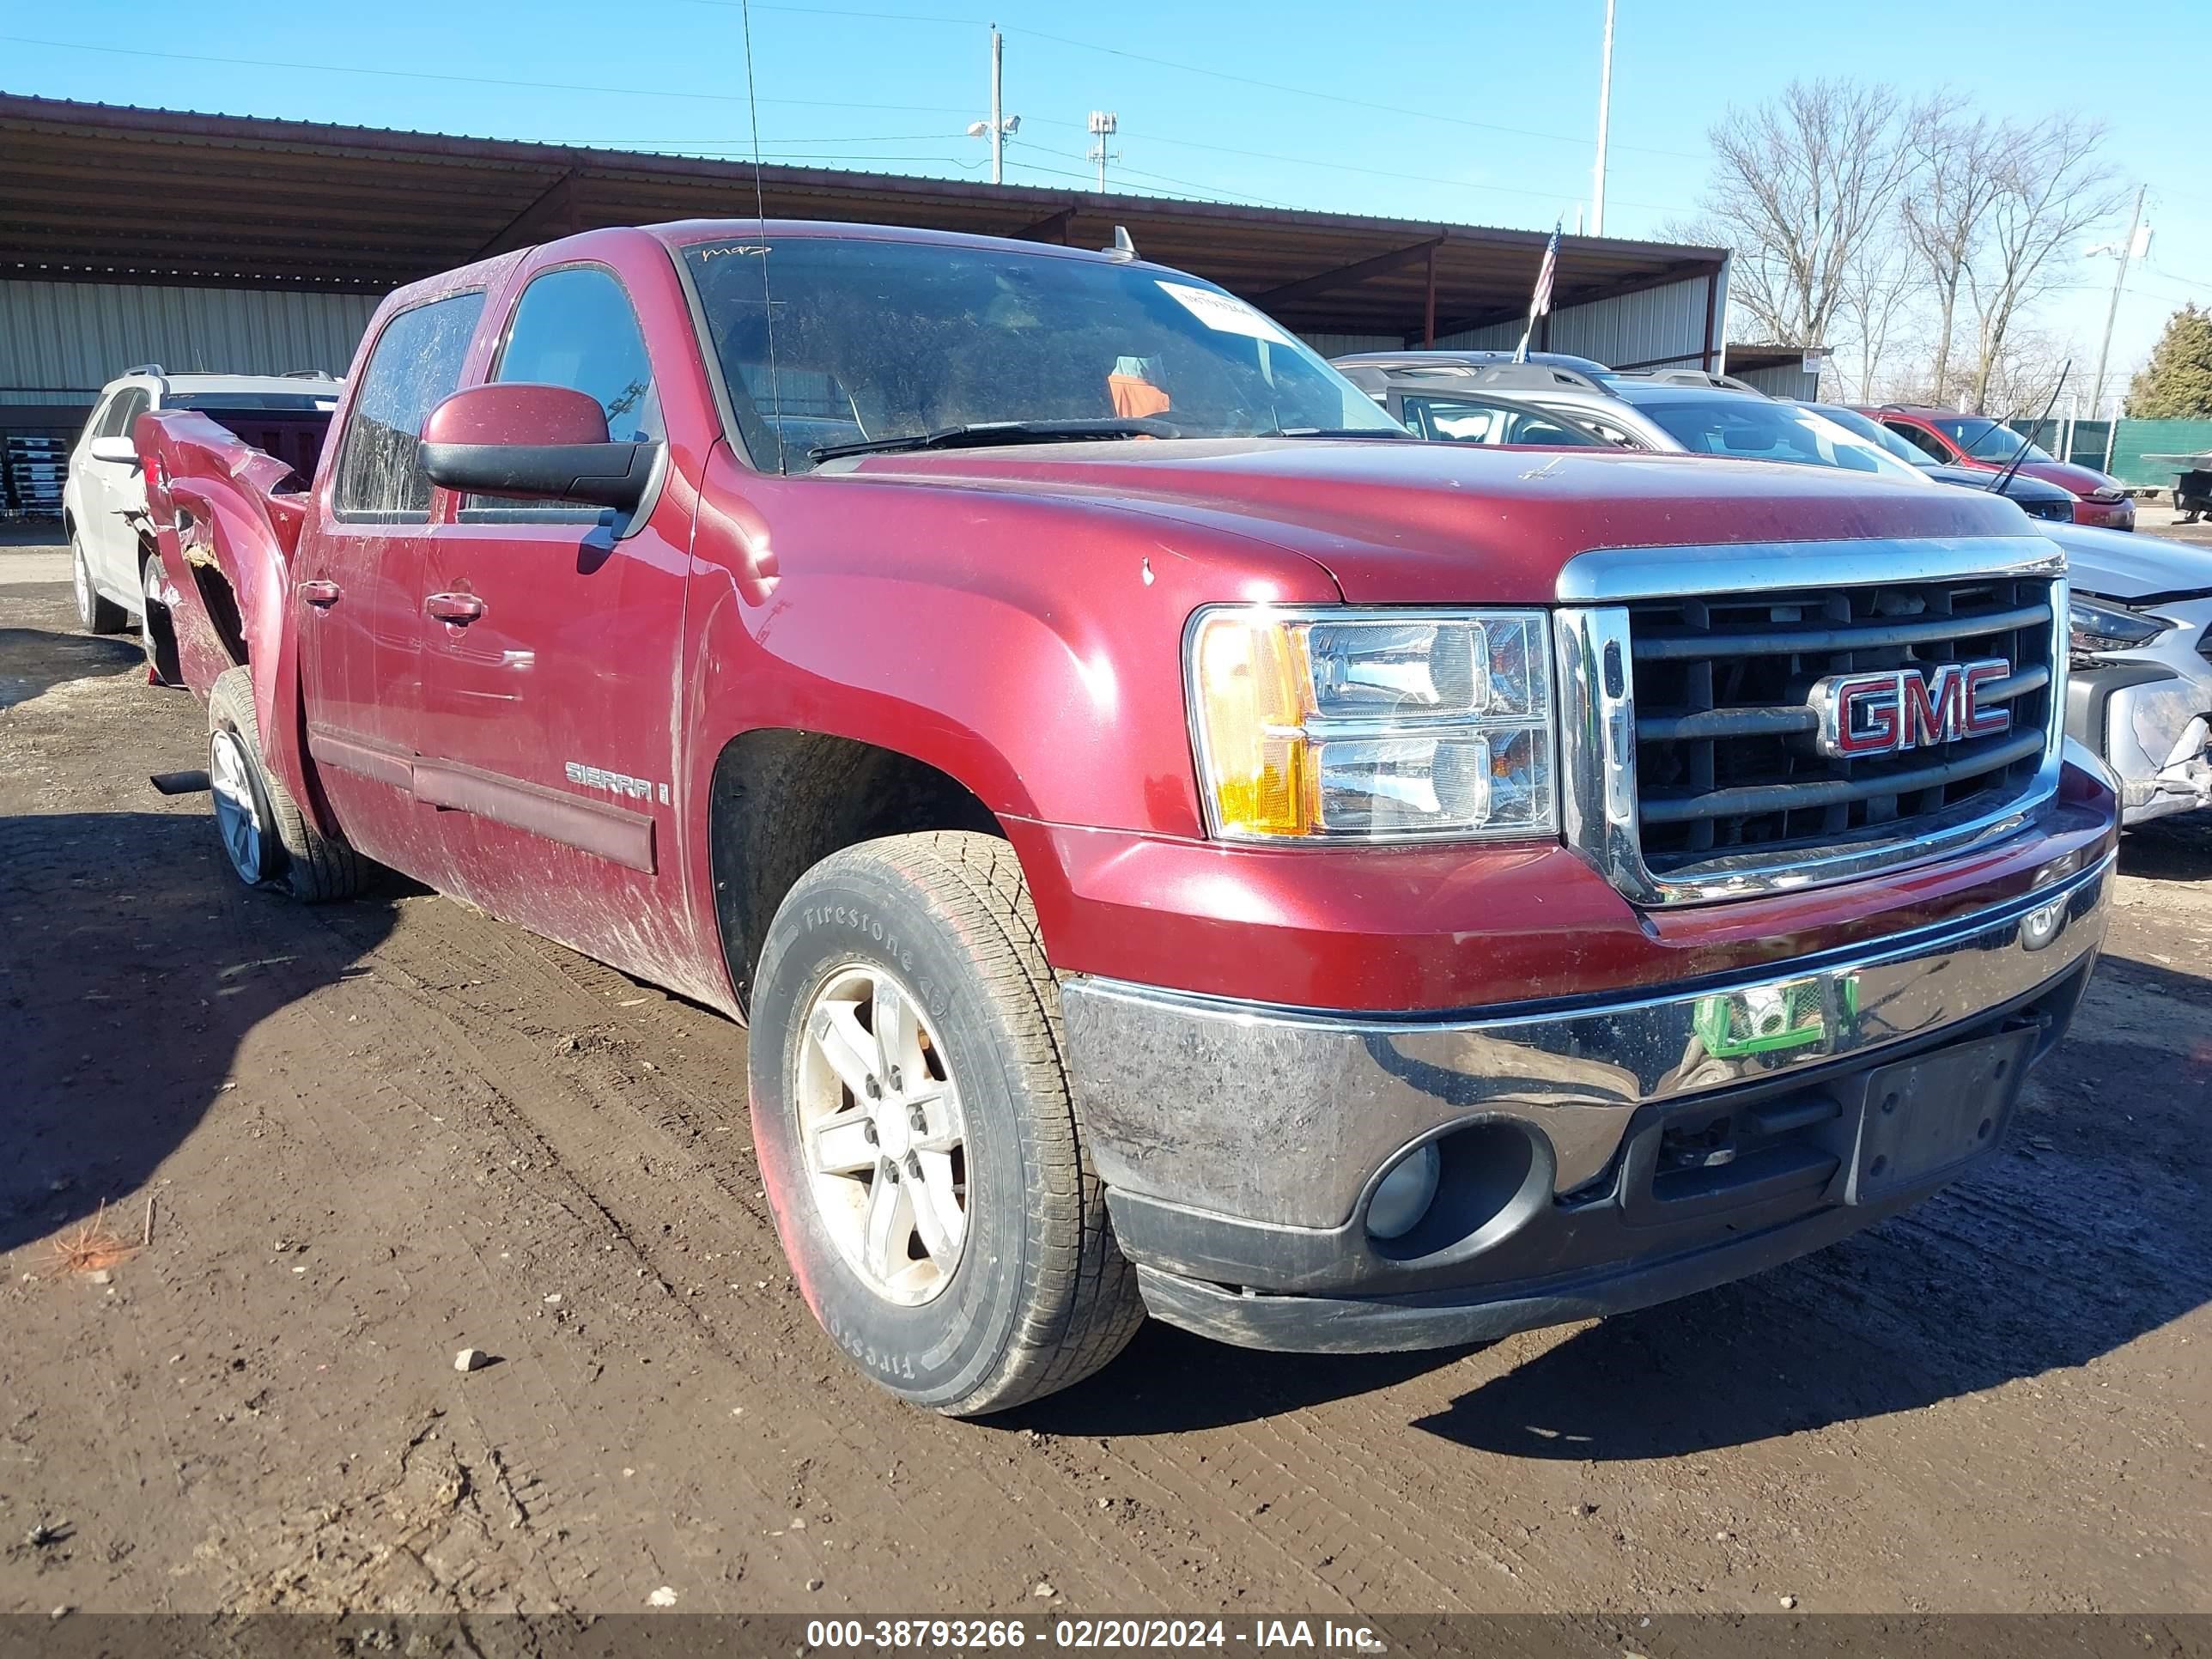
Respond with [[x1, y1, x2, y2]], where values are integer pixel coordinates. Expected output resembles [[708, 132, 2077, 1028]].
[[4, 435, 69, 519]]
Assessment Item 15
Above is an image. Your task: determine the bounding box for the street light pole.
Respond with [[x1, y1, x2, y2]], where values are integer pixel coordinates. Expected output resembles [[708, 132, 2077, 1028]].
[[1590, 0, 1615, 237]]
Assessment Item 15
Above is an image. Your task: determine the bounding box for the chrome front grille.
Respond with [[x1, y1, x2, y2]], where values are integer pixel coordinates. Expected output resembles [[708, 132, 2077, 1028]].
[[1628, 577, 2057, 871], [1554, 538, 2069, 907]]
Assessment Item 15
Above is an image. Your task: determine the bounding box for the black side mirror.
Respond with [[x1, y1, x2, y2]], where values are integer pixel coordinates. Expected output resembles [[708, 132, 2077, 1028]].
[[417, 383, 656, 511]]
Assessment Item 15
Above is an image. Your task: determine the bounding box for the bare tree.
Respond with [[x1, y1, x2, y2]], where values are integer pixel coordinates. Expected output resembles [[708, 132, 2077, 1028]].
[[1899, 95, 2008, 404], [1965, 116, 2120, 412], [1693, 80, 1917, 347], [1835, 232, 1919, 403]]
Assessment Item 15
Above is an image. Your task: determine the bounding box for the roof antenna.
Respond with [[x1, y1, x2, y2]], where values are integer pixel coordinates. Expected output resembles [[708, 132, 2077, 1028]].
[[1990, 359, 2069, 500], [738, 0, 787, 473], [1104, 226, 1137, 262]]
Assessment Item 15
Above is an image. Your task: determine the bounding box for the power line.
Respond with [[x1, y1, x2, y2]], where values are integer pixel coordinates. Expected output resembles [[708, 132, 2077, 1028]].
[[680, 0, 1707, 161], [0, 33, 975, 116], [1016, 123, 1692, 217]]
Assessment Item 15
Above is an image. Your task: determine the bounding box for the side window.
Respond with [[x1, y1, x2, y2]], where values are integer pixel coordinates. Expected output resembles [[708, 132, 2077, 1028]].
[[1547, 408, 1642, 449], [98, 388, 150, 442], [1886, 420, 1950, 463], [492, 266, 661, 442], [333, 292, 486, 520]]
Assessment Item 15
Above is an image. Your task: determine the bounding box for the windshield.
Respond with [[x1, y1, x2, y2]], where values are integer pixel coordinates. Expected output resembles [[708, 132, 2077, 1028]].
[[1936, 417, 2054, 464], [680, 235, 1402, 472], [1808, 403, 1934, 469], [1635, 397, 1925, 479]]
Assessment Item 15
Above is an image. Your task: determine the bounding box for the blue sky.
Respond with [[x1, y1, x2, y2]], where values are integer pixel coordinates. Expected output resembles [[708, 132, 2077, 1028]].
[[5, 0, 2206, 385]]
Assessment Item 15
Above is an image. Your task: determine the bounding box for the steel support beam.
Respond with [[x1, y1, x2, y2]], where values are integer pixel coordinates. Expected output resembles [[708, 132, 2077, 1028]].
[[1255, 234, 1445, 310]]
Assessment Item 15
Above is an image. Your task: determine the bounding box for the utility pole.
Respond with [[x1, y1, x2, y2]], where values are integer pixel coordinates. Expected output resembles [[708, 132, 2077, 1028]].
[[2089, 183, 2148, 420], [1590, 0, 1615, 236], [990, 25, 1005, 185], [966, 27, 1018, 183], [1088, 111, 1120, 193]]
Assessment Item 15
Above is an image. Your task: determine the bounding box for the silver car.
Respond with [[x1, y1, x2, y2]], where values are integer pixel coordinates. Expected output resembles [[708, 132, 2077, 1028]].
[[2045, 524, 2212, 826]]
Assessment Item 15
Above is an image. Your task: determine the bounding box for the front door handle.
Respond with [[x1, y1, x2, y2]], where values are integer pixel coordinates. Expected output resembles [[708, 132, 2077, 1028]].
[[298, 579, 343, 607], [425, 592, 486, 625]]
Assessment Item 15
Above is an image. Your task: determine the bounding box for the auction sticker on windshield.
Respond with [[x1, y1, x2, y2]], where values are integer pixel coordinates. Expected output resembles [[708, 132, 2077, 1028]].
[[1158, 281, 1294, 344]]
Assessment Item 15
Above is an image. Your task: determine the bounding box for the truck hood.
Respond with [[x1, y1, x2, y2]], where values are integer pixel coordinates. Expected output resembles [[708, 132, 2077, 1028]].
[[843, 437, 2039, 604], [2044, 521, 2212, 603]]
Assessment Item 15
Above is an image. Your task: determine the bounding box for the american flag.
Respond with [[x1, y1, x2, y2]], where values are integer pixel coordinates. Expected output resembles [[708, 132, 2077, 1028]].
[[1513, 222, 1562, 363]]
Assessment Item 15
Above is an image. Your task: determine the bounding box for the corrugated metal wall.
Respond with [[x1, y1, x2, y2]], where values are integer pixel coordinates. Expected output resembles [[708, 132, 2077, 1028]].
[[1730, 362, 1821, 399], [1433, 271, 1721, 368], [0, 281, 378, 404], [1297, 331, 1404, 358]]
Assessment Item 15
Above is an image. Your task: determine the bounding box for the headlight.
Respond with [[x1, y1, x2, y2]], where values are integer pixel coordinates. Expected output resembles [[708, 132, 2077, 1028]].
[[1186, 606, 1556, 842], [2069, 596, 2170, 665]]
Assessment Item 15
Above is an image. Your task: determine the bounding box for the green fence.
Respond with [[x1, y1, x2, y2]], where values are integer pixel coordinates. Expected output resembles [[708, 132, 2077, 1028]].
[[2016, 417, 2212, 488], [2110, 419, 2212, 489]]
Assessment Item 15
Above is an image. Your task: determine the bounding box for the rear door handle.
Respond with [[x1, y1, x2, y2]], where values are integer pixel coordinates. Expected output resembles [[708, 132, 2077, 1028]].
[[298, 579, 343, 607], [425, 592, 486, 625]]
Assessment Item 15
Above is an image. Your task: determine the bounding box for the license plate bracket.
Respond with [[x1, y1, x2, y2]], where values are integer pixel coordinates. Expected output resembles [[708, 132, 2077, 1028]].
[[1845, 1025, 2038, 1205]]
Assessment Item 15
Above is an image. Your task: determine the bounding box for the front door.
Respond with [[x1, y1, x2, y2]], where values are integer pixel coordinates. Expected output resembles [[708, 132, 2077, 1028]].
[[295, 289, 488, 877], [415, 260, 695, 982]]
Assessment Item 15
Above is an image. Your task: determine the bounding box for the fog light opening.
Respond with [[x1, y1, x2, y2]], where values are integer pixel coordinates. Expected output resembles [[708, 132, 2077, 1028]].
[[1364, 1142, 1442, 1241]]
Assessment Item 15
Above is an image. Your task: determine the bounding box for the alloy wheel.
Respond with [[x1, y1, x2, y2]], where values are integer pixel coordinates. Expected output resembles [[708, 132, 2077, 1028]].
[[794, 963, 969, 1305], [209, 727, 266, 884]]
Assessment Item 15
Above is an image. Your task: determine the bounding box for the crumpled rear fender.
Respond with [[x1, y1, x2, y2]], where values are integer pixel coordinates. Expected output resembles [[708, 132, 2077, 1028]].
[[137, 410, 319, 817]]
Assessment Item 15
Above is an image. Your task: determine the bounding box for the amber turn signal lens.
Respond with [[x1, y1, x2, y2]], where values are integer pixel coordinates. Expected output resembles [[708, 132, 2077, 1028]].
[[1190, 612, 1313, 837]]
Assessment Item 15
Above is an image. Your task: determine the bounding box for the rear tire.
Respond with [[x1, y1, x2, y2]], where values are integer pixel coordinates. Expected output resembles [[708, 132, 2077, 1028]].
[[71, 535, 129, 635], [206, 666, 371, 902], [141, 552, 181, 685], [749, 830, 1142, 1416]]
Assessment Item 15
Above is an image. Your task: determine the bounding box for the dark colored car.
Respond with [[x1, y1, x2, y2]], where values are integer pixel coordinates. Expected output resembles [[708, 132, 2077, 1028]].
[[131, 221, 2115, 1416], [1802, 403, 2077, 525], [1862, 405, 2134, 531]]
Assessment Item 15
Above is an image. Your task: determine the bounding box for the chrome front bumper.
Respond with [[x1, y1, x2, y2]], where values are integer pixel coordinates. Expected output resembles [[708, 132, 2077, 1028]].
[[1059, 850, 2112, 1244]]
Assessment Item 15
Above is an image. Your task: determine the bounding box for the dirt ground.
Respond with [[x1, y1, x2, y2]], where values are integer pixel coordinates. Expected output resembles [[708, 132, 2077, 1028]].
[[1, 532, 2207, 1620]]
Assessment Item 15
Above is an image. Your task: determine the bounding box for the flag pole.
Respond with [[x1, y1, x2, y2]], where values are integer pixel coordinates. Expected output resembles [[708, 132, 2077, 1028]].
[[1514, 220, 1563, 364]]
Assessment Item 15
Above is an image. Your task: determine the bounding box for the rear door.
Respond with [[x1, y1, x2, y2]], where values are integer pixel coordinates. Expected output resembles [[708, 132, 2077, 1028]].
[[413, 256, 695, 975], [296, 291, 487, 878]]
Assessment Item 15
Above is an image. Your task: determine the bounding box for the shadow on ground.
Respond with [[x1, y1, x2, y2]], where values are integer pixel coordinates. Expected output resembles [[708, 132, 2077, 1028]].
[[0, 624, 142, 709], [2116, 815, 2212, 884], [0, 810, 397, 1260]]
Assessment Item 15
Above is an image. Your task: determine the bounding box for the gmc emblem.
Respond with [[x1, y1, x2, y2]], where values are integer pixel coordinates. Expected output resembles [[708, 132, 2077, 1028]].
[[1809, 659, 2012, 758]]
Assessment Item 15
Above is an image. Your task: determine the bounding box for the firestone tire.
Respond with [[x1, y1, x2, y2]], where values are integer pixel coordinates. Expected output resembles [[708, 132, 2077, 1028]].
[[72, 534, 130, 635], [205, 666, 372, 903], [749, 830, 1143, 1416]]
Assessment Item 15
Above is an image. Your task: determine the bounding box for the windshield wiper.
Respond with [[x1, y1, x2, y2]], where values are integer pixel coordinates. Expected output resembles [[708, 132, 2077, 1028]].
[[809, 417, 1178, 463]]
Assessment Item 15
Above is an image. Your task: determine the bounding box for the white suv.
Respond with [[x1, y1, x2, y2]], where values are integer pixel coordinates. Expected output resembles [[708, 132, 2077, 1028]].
[[64, 366, 340, 637]]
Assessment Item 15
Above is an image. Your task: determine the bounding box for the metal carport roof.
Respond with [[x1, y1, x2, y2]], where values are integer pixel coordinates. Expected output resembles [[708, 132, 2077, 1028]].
[[0, 94, 1726, 349]]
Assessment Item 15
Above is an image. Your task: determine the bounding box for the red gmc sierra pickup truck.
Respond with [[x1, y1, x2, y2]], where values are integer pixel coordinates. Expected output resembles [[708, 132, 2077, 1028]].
[[131, 219, 2118, 1416]]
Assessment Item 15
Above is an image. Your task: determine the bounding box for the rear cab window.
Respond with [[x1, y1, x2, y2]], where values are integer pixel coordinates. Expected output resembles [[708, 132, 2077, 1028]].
[[332, 293, 487, 520]]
